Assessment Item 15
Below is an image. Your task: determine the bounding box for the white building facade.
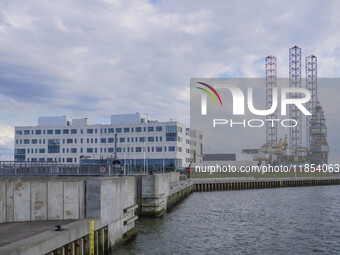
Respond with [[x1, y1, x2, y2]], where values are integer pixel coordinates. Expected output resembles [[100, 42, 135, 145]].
[[14, 113, 203, 171]]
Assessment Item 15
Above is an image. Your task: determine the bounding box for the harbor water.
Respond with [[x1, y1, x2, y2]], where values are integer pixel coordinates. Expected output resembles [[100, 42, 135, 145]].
[[113, 185, 340, 255]]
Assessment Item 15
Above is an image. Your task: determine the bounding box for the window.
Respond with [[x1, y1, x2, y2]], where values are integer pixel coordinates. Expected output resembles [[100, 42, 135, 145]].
[[71, 148, 77, 153], [67, 158, 73, 163], [148, 127, 154, 132], [39, 148, 45, 153], [71, 129, 77, 134], [124, 128, 129, 133], [16, 130, 22, 135], [156, 126, 162, 131], [63, 129, 69, 134], [166, 126, 177, 141], [87, 148, 93, 153], [139, 137, 145, 142], [24, 139, 30, 144], [48, 139, 60, 153], [47, 158, 53, 162], [156, 147, 162, 152], [108, 148, 114, 153], [24, 130, 30, 135], [39, 158, 45, 162], [101, 138, 106, 143], [136, 127, 142, 132], [116, 147, 122, 152], [87, 129, 93, 134], [55, 129, 61, 134], [136, 147, 142, 152], [116, 128, 122, 133], [148, 137, 154, 142], [178, 147, 182, 152], [47, 130, 53, 134], [169, 146, 175, 152], [120, 137, 125, 143], [67, 139, 73, 144], [108, 138, 114, 143], [108, 128, 114, 133], [31, 158, 37, 162], [35, 130, 42, 135], [32, 139, 38, 144], [178, 127, 183, 133]]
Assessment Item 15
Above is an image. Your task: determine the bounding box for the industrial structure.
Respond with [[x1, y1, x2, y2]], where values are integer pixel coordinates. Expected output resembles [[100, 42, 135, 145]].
[[243, 46, 329, 166]]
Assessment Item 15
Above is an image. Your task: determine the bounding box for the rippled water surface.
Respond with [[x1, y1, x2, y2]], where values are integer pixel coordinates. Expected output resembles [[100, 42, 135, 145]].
[[113, 185, 340, 255]]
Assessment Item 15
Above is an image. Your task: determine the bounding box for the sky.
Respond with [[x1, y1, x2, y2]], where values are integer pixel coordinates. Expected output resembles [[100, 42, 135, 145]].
[[1, 0, 340, 161]]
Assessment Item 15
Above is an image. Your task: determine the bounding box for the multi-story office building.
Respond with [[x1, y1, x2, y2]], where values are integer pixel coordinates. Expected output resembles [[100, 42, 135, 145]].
[[14, 113, 203, 171]]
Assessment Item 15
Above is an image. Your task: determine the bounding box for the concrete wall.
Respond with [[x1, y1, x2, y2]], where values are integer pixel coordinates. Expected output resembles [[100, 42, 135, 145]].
[[0, 179, 85, 223], [86, 177, 137, 247]]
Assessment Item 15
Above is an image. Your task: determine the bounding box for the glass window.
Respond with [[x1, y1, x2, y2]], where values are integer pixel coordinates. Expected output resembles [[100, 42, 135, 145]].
[[16, 130, 23, 135], [47, 130, 53, 134], [169, 146, 175, 152], [71, 148, 77, 153], [71, 129, 77, 134], [139, 137, 145, 142], [67, 158, 73, 163], [108, 128, 114, 133], [47, 158, 53, 162], [24, 130, 30, 135], [148, 137, 154, 142], [136, 127, 142, 132], [148, 127, 154, 132], [55, 129, 61, 134], [108, 138, 114, 143], [156, 126, 162, 131], [101, 138, 106, 143], [67, 139, 73, 144], [108, 148, 114, 153], [48, 139, 60, 153], [63, 129, 69, 134], [116, 128, 122, 133], [87, 148, 93, 153], [31, 158, 37, 162], [24, 139, 30, 144], [136, 147, 142, 152], [39, 148, 45, 153], [39, 158, 45, 162], [32, 139, 38, 144], [166, 126, 177, 141], [120, 137, 125, 143], [35, 130, 41, 135], [87, 129, 93, 134], [124, 128, 129, 133], [156, 147, 162, 152]]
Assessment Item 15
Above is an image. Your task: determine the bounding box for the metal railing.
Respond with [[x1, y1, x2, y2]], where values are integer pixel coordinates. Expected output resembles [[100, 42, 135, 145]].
[[0, 161, 181, 176]]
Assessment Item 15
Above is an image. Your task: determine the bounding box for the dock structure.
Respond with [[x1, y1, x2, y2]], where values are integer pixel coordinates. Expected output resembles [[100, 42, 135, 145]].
[[0, 174, 339, 255], [192, 177, 340, 192]]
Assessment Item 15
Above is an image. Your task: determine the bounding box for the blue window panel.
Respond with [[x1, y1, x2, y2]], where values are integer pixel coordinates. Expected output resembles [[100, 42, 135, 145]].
[[156, 126, 162, 131], [148, 127, 154, 132], [108, 138, 114, 143], [87, 129, 93, 134], [156, 147, 162, 152], [24, 139, 30, 144], [63, 129, 69, 134], [47, 130, 53, 134], [124, 128, 129, 133], [87, 148, 93, 153], [35, 130, 42, 135], [24, 130, 30, 135], [101, 138, 106, 143], [139, 137, 145, 142], [55, 129, 61, 134], [116, 128, 122, 133], [71, 148, 77, 153], [67, 139, 73, 144], [136, 147, 142, 152], [120, 138, 125, 143], [71, 129, 77, 134], [108, 128, 114, 133], [39, 148, 45, 153], [148, 137, 154, 142], [169, 146, 175, 152], [136, 127, 142, 132]]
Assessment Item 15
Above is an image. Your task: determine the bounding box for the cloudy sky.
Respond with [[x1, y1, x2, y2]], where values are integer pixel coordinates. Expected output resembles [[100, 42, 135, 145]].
[[1, 0, 340, 161]]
